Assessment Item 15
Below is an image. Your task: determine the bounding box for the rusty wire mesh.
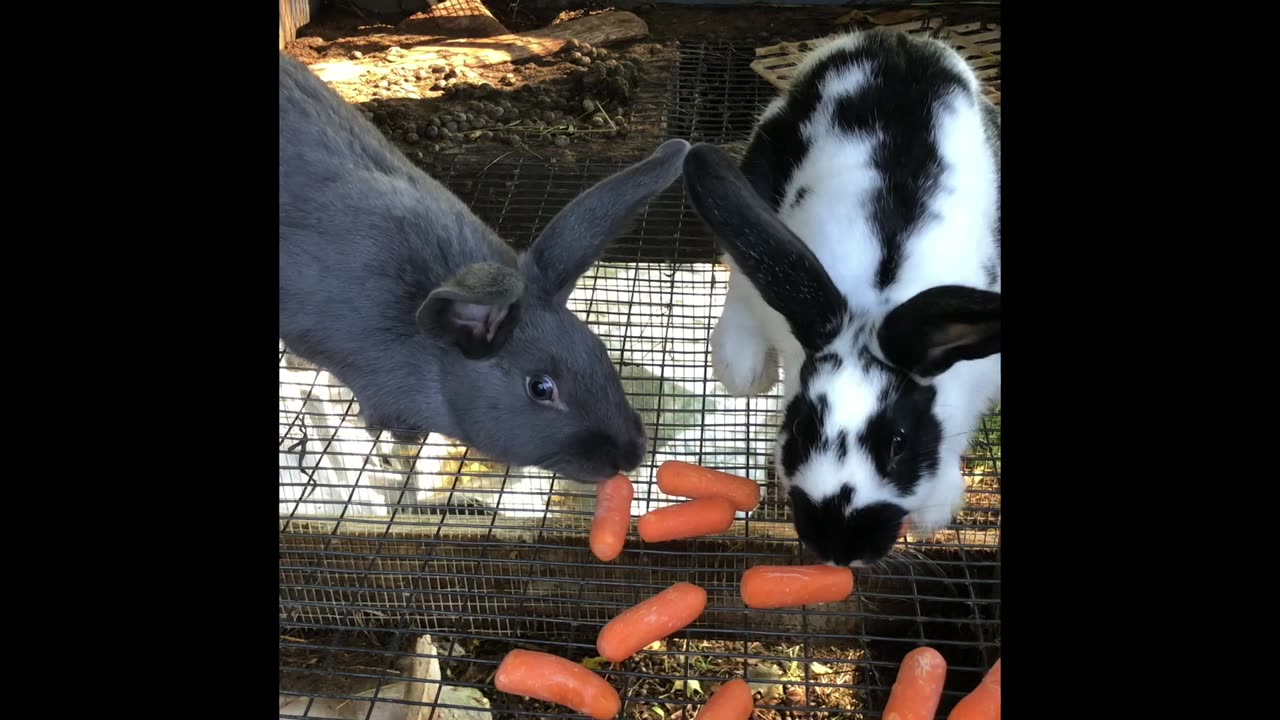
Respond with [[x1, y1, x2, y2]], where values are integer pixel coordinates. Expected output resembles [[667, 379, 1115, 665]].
[[281, 24, 1001, 720]]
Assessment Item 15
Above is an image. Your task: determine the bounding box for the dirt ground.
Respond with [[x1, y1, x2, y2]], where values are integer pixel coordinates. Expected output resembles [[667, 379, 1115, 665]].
[[281, 632, 872, 720], [289, 2, 864, 48], [286, 6, 675, 162], [282, 3, 997, 165]]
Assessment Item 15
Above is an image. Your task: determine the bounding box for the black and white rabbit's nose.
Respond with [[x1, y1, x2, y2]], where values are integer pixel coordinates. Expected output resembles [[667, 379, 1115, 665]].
[[796, 541, 821, 562]]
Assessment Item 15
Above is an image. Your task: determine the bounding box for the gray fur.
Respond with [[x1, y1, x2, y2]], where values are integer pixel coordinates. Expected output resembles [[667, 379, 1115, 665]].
[[279, 52, 689, 482], [520, 138, 690, 304], [418, 263, 524, 352], [430, 262, 525, 305]]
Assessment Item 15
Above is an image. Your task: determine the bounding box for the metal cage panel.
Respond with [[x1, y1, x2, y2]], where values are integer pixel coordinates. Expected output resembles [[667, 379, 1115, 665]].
[[281, 18, 1001, 720]]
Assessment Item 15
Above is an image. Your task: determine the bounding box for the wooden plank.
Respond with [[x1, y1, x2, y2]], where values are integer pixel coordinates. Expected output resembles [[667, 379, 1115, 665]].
[[953, 29, 1002, 44], [279, 0, 319, 50], [884, 17, 945, 35], [751, 23, 1001, 107], [750, 35, 841, 91], [311, 10, 649, 84], [399, 0, 509, 38], [947, 22, 997, 35]]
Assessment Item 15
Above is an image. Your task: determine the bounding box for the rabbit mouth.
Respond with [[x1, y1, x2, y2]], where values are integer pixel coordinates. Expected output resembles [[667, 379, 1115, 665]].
[[538, 429, 646, 483], [547, 462, 620, 484], [791, 492, 907, 567], [799, 541, 891, 569], [797, 543, 850, 568], [535, 451, 627, 484]]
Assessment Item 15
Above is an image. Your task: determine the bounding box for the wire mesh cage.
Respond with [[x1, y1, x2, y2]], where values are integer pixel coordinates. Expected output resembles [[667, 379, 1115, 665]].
[[281, 10, 1000, 720]]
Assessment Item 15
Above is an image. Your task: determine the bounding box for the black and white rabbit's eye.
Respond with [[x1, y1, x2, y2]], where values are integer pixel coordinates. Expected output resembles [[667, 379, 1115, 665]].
[[887, 432, 906, 466], [525, 375, 558, 404]]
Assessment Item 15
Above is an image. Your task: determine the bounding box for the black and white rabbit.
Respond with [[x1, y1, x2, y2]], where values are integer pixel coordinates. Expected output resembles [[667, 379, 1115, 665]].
[[279, 51, 691, 484], [682, 29, 1001, 566]]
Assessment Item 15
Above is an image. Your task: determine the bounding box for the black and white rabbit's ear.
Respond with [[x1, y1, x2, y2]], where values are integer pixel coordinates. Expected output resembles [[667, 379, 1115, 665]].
[[417, 262, 524, 360], [682, 142, 848, 351], [522, 139, 691, 305], [877, 285, 1000, 379]]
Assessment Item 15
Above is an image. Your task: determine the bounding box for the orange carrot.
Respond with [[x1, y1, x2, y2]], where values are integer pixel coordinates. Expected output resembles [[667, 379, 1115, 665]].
[[590, 474, 633, 562], [657, 460, 761, 511], [882, 646, 948, 720], [638, 496, 737, 543], [494, 649, 621, 720], [596, 582, 707, 663], [739, 565, 855, 609], [697, 677, 755, 720], [948, 658, 1000, 720]]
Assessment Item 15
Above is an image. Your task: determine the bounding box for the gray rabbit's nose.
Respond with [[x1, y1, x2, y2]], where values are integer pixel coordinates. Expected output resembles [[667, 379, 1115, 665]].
[[606, 414, 647, 473], [617, 435, 647, 472], [606, 434, 647, 475], [574, 429, 647, 475]]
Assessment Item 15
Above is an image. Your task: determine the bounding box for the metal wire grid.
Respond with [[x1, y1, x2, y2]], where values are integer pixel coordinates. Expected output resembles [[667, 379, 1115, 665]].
[[415, 0, 493, 19], [280, 35, 1000, 720], [665, 42, 775, 145]]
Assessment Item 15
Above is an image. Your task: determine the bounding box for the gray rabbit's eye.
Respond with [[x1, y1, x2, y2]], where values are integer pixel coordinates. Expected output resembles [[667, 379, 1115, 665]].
[[526, 375, 558, 404]]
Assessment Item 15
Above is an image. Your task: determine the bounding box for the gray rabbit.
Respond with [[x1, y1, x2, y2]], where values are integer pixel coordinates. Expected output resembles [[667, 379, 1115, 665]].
[[279, 52, 689, 483]]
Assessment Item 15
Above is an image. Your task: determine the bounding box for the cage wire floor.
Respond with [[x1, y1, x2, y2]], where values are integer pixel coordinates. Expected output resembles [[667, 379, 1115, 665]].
[[281, 13, 1000, 720]]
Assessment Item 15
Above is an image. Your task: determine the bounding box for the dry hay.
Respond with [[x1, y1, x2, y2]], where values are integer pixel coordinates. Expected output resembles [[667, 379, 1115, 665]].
[[281, 630, 871, 719], [481, 637, 868, 720], [625, 638, 867, 720], [281, 631, 406, 700]]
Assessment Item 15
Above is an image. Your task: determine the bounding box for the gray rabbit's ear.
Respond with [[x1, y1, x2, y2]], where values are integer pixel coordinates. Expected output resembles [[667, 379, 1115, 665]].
[[417, 262, 524, 360], [521, 139, 690, 304]]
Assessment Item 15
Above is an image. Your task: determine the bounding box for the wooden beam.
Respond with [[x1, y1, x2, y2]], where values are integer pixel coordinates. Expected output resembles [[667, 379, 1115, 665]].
[[311, 10, 648, 84], [399, 0, 509, 39], [279, 0, 319, 50]]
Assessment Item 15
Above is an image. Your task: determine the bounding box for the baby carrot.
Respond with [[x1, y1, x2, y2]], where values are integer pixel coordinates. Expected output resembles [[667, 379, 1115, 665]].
[[596, 581, 707, 663], [494, 649, 621, 720], [590, 474, 633, 562], [697, 677, 755, 720], [882, 646, 948, 720], [657, 460, 761, 511], [638, 496, 737, 543], [739, 565, 855, 609], [948, 658, 1000, 720]]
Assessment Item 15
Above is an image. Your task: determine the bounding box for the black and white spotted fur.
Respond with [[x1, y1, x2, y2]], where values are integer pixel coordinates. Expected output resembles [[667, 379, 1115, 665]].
[[682, 29, 1001, 566]]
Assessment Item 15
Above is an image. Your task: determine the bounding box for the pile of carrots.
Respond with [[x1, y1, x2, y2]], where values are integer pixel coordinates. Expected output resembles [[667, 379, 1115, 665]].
[[492, 460, 999, 719]]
